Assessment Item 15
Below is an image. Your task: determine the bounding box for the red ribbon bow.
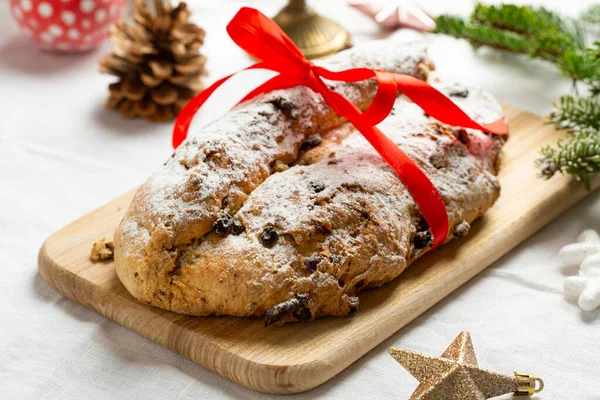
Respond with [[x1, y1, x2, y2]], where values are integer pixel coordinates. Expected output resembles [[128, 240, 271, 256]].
[[173, 7, 508, 250]]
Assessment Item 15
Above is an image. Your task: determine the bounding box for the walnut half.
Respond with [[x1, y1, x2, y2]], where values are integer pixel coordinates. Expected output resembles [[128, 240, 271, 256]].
[[90, 238, 115, 262]]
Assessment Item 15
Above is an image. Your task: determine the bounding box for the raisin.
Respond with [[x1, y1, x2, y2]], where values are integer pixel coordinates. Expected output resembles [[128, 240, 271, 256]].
[[269, 97, 294, 111], [309, 180, 326, 193], [260, 226, 279, 247], [449, 87, 469, 98], [301, 134, 322, 150], [414, 230, 432, 249], [231, 220, 245, 235], [304, 256, 322, 273], [292, 307, 312, 321], [454, 221, 470, 238], [264, 294, 310, 326], [214, 214, 234, 237]]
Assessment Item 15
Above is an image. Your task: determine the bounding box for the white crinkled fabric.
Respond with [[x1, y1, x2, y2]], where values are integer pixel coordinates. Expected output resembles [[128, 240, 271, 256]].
[[1, 1, 599, 399]]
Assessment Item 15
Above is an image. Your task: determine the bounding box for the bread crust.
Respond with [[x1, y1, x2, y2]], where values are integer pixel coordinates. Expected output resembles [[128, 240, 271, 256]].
[[114, 41, 504, 324]]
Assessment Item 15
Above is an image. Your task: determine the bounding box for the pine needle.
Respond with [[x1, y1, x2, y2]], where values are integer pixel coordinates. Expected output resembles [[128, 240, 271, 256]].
[[581, 4, 600, 24], [548, 96, 600, 131], [538, 129, 600, 189]]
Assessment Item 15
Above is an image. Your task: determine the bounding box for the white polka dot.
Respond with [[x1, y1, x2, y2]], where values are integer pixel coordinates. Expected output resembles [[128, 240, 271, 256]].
[[40, 32, 53, 43], [13, 6, 23, 19], [37, 2, 53, 18], [67, 28, 80, 39], [14, 10, 26, 23], [61, 11, 76, 25], [109, 4, 117, 16], [80, 0, 95, 13], [82, 19, 91, 29], [83, 34, 92, 42], [94, 8, 106, 23], [21, 0, 32, 12], [28, 18, 38, 28], [48, 24, 63, 37]]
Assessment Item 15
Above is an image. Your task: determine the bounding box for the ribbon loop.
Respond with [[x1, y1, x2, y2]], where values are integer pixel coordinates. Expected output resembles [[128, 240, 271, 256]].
[[227, 7, 304, 65], [173, 7, 509, 250]]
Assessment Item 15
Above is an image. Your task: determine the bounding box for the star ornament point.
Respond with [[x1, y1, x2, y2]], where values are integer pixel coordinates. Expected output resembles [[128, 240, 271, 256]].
[[348, 1, 436, 32], [389, 331, 518, 400]]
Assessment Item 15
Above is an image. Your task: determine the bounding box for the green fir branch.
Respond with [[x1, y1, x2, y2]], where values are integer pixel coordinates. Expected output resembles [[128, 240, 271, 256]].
[[435, 3, 586, 64], [434, 3, 600, 187], [548, 95, 600, 131], [538, 129, 600, 189], [434, 15, 528, 53], [581, 4, 600, 23]]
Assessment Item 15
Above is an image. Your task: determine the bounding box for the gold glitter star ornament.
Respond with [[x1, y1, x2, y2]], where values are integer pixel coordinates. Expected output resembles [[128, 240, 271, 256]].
[[389, 331, 544, 399]]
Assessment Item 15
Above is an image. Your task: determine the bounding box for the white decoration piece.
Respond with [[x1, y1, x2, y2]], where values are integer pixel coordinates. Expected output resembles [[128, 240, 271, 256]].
[[561, 229, 600, 311], [578, 229, 600, 244]]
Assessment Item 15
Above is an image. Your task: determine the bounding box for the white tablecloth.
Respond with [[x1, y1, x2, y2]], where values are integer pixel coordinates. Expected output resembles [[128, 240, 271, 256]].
[[1, 0, 599, 398]]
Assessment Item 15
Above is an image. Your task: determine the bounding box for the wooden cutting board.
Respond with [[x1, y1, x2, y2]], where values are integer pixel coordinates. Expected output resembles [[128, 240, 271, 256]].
[[38, 105, 600, 394]]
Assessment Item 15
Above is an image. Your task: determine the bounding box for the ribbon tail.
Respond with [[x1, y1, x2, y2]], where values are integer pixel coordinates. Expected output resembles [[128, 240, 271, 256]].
[[173, 61, 297, 148], [323, 90, 449, 249], [238, 73, 304, 104], [356, 122, 449, 249], [393, 74, 509, 135], [172, 73, 234, 148]]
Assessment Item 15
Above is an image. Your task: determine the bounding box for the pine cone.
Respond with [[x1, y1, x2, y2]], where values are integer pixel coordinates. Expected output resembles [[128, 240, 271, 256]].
[[99, 0, 207, 122]]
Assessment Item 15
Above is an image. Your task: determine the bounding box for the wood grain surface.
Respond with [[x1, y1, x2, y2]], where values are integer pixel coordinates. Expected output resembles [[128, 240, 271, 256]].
[[38, 105, 600, 394]]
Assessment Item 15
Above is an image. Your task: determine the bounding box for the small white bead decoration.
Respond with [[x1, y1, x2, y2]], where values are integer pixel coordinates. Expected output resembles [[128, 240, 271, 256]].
[[561, 229, 600, 311]]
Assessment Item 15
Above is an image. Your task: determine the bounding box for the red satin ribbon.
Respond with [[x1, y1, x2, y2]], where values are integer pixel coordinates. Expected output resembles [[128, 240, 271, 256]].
[[172, 7, 508, 250]]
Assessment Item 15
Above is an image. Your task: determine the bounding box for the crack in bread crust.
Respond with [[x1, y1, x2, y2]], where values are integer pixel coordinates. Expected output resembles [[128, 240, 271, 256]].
[[114, 41, 505, 324]]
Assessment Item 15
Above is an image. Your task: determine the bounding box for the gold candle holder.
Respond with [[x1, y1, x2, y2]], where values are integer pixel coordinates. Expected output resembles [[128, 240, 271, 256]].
[[273, 0, 351, 59]]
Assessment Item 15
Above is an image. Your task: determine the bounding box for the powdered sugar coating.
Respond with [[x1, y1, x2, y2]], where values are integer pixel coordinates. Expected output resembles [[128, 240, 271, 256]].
[[117, 40, 431, 252], [113, 40, 504, 322]]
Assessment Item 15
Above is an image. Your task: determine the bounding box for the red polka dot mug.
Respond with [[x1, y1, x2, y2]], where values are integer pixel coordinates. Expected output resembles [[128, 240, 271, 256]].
[[9, 0, 128, 52]]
